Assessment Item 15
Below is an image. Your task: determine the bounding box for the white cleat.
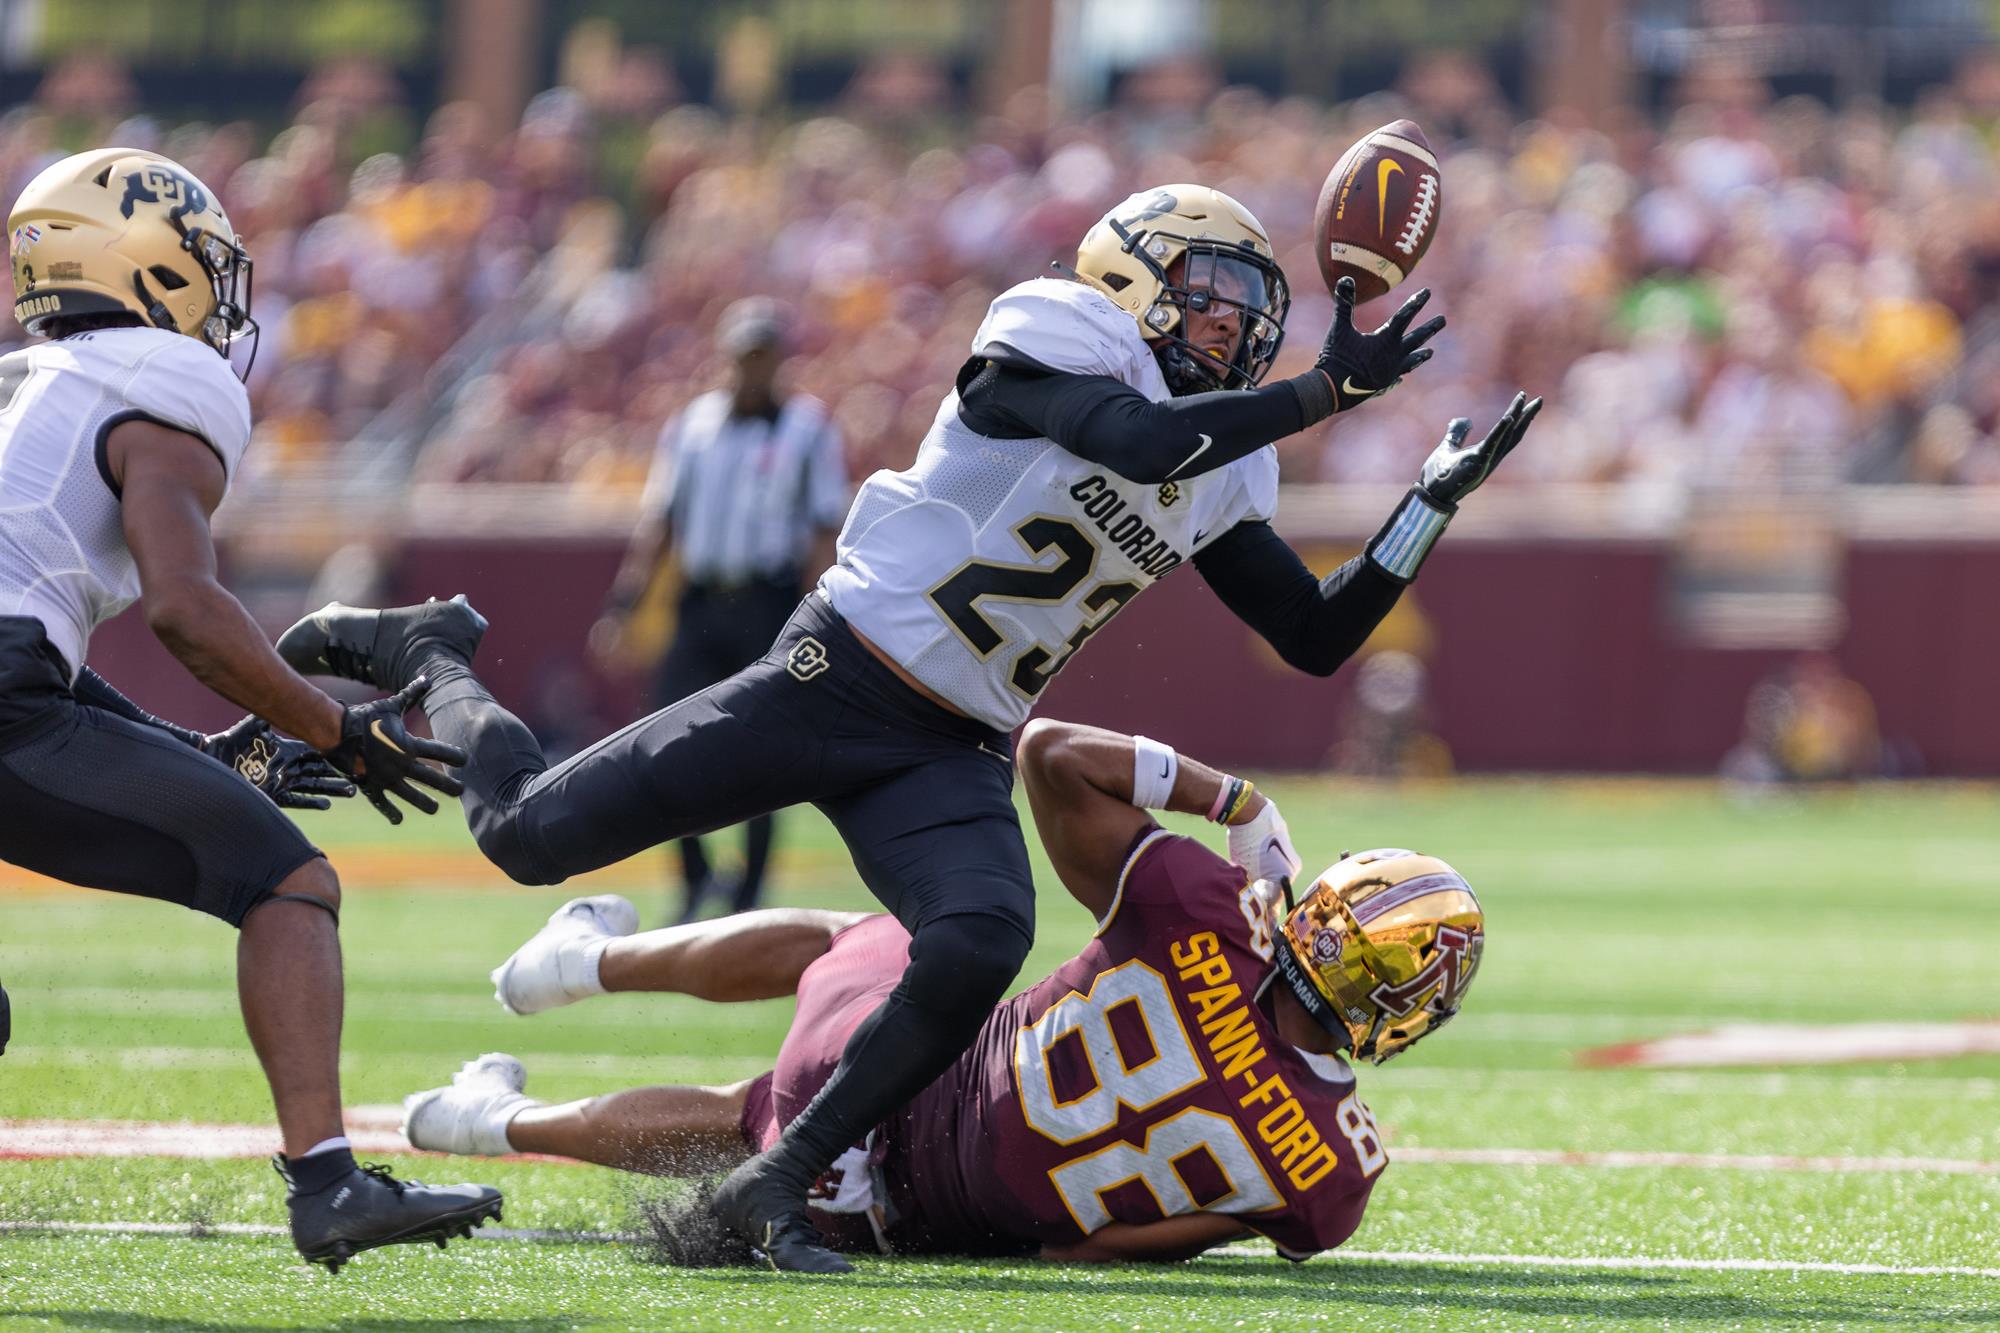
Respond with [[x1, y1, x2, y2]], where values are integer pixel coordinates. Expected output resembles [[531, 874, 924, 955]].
[[401, 1052, 537, 1157], [489, 894, 639, 1016]]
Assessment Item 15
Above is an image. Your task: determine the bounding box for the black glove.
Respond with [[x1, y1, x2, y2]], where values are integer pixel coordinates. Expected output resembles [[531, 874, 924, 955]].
[[1316, 276, 1446, 413], [201, 716, 357, 811], [322, 677, 468, 825], [1367, 391, 1543, 584], [1418, 390, 1543, 509]]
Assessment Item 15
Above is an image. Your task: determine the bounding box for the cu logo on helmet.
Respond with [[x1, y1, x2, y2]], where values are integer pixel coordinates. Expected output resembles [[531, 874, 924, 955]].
[[120, 165, 210, 222]]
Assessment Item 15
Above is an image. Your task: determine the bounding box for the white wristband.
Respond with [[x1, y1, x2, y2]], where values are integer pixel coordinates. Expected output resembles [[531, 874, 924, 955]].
[[1368, 488, 1453, 583], [1131, 735, 1178, 810]]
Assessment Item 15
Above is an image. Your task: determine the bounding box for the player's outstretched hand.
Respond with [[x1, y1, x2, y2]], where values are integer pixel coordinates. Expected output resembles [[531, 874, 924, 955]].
[[1418, 391, 1543, 509], [323, 676, 468, 825], [1317, 275, 1447, 413], [1227, 796, 1303, 891], [202, 716, 357, 811]]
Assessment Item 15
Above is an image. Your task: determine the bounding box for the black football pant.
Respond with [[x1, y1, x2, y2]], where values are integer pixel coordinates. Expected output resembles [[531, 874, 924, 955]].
[[416, 591, 1036, 1185], [0, 617, 322, 927], [653, 576, 800, 921]]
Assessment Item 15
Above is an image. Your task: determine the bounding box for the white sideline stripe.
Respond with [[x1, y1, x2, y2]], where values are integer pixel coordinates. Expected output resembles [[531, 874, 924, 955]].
[[4, 1116, 1995, 1176], [1222, 1246, 2000, 1280], [1, 1222, 1993, 1280], [1393, 1146, 1998, 1175]]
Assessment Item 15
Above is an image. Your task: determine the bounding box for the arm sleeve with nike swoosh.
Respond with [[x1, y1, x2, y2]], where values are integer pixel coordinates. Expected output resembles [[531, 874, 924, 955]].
[[956, 361, 1340, 485], [1192, 520, 1403, 677]]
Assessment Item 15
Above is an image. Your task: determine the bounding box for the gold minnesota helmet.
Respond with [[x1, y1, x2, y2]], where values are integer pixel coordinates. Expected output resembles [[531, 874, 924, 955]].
[[1270, 848, 1483, 1064], [9, 147, 255, 365], [1070, 184, 1289, 395]]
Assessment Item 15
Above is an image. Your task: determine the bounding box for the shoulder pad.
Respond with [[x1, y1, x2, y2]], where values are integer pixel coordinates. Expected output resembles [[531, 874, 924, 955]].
[[972, 278, 1158, 387]]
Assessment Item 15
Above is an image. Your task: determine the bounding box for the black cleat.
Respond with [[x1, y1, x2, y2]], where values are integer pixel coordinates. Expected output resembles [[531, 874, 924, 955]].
[[1, 973, 10, 1056], [276, 595, 488, 690], [710, 1153, 854, 1275], [275, 1155, 502, 1273]]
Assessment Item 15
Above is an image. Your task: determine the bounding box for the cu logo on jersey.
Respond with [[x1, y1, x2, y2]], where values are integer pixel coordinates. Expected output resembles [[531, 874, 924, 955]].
[[1156, 482, 1180, 508], [120, 165, 210, 222], [786, 636, 830, 682], [1369, 925, 1480, 1017]]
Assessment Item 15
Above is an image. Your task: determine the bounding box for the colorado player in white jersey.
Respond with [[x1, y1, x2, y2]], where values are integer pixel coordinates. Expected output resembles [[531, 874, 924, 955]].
[[0, 148, 500, 1269], [276, 183, 1539, 1272]]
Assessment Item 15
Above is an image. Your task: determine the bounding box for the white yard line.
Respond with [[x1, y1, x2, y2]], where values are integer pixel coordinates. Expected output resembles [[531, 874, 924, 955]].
[[3, 1115, 1993, 1175], [11, 1048, 2000, 1100], [0, 1220, 1992, 1280]]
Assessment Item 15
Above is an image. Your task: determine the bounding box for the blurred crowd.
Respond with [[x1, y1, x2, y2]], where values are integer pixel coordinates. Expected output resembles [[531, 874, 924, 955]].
[[6, 46, 2000, 492]]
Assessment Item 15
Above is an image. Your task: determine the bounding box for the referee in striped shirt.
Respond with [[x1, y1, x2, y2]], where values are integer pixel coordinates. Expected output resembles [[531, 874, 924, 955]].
[[599, 299, 850, 922]]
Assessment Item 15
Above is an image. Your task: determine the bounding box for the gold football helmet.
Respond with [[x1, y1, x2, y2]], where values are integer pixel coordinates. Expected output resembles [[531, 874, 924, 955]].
[[1070, 184, 1289, 395], [9, 147, 255, 365], [1271, 847, 1483, 1064]]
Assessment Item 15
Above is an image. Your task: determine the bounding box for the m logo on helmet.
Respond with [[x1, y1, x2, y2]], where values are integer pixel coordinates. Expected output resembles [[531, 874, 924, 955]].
[[1369, 924, 1479, 1017], [120, 165, 210, 222]]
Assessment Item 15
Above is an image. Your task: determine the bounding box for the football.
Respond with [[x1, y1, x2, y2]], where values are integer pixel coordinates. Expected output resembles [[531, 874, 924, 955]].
[[1313, 118, 1442, 303]]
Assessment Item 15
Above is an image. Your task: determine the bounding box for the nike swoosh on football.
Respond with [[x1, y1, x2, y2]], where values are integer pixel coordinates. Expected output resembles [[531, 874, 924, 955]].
[[1377, 158, 1406, 234], [1341, 376, 1377, 399]]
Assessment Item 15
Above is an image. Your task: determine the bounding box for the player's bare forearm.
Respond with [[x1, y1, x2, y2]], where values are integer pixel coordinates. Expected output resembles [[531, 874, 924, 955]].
[[143, 575, 344, 751], [1019, 719, 1271, 917], [111, 419, 345, 751], [1039, 1213, 1251, 1264]]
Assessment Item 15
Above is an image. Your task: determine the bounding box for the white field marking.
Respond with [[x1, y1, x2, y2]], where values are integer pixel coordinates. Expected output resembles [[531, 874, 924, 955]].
[[1215, 1246, 2000, 1280], [1586, 1021, 2000, 1069], [10, 1046, 1999, 1102], [4, 1114, 1995, 1176], [0, 1046, 767, 1080], [1, 1221, 1994, 1280], [1374, 1066, 2000, 1100]]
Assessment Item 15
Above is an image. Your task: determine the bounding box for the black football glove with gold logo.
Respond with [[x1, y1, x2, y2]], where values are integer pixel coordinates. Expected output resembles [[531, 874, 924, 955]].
[[1314, 275, 1446, 414], [201, 716, 356, 811], [322, 677, 468, 825]]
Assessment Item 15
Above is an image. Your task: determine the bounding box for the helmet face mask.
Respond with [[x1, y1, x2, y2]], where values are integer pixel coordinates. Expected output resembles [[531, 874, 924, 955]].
[[1072, 184, 1290, 397], [1149, 247, 1288, 394], [1272, 848, 1484, 1064], [10, 148, 258, 377]]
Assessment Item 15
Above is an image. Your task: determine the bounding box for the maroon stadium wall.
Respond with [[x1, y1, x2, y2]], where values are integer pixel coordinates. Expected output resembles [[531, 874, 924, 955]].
[[79, 537, 2000, 776]]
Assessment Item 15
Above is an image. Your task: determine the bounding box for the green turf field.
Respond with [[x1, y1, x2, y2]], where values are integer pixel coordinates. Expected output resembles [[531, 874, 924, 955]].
[[2, 779, 1996, 1331]]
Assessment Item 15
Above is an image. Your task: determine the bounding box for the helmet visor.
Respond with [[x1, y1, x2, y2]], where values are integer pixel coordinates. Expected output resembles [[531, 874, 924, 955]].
[[1161, 245, 1289, 391]]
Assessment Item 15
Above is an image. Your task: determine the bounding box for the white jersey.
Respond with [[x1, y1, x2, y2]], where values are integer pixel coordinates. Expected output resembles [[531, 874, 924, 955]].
[[0, 328, 252, 679], [821, 277, 1278, 731]]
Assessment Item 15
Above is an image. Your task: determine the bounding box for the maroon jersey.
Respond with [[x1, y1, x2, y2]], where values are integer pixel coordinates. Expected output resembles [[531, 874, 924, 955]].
[[879, 829, 1389, 1258]]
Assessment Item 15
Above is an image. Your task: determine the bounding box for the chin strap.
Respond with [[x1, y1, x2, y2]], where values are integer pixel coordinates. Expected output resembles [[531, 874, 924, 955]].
[[1271, 933, 1348, 1039], [130, 271, 176, 332]]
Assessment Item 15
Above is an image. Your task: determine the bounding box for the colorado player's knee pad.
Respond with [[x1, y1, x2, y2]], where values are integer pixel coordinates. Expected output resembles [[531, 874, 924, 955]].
[[904, 913, 1033, 1035]]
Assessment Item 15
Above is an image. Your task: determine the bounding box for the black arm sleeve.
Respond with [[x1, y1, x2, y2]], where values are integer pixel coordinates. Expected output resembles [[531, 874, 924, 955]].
[[1192, 520, 1403, 678], [957, 360, 1335, 485], [73, 668, 205, 747]]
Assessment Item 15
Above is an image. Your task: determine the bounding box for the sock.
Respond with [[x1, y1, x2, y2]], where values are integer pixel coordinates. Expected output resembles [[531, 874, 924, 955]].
[[300, 1135, 350, 1159], [284, 1144, 357, 1196], [475, 1094, 538, 1157], [571, 936, 611, 999]]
